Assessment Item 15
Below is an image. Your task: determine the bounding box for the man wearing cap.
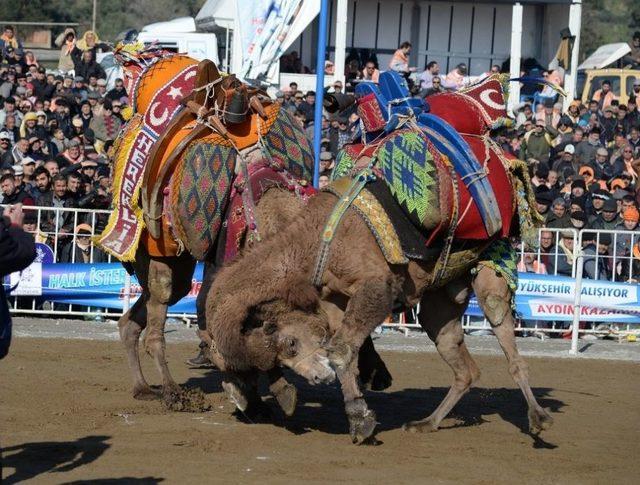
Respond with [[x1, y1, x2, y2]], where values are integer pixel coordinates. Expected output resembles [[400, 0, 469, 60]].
[[598, 105, 617, 143], [569, 210, 588, 231], [534, 190, 553, 219], [590, 198, 620, 230], [95, 78, 108, 97], [0, 96, 18, 127], [588, 189, 610, 224], [32, 66, 55, 99], [0, 130, 11, 161], [20, 156, 37, 195], [520, 119, 553, 164], [614, 207, 639, 259], [575, 126, 604, 166], [59, 223, 107, 264], [590, 146, 613, 180], [71, 76, 88, 102], [582, 232, 612, 280], [552, 144, 578, 175]]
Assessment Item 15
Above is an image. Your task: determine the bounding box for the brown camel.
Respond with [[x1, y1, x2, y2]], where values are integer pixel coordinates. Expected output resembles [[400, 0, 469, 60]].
[[206, 191, 553, 443], [118, 187, 392, 414], [117, 188, 305, 411]]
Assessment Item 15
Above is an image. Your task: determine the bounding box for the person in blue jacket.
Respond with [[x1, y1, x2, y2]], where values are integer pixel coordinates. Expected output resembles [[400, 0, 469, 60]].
[[1, 203, 36, 359]]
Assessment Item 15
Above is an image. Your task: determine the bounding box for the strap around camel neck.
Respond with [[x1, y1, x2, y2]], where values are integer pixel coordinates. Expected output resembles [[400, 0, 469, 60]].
[[311, 169, 376, 288]]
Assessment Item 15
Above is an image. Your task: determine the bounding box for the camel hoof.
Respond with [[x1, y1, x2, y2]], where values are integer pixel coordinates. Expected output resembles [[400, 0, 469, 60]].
[[346, 400, 378, 444], [529, 408, 554, 434], [273, 383, 298, 417], [370, 366, 393, 392], [132, 385, 161, 401], [222, 381, 249, 412], [403, 418, 438, 434]]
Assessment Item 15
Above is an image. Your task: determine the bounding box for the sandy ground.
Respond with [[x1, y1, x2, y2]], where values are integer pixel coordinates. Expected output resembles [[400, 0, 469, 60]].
[[1, 333, 638, 484]]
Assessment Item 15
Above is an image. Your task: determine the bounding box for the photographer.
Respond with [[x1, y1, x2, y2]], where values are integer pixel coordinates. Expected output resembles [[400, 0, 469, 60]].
[[1, 203, 36, 359]]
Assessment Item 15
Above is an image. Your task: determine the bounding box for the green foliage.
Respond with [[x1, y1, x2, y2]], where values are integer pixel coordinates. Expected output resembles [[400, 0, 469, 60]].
[[0, 0, 206, 42], [582, 0, 640, 59]]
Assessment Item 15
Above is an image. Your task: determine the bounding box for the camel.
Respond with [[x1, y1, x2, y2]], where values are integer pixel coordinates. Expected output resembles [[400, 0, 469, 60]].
[[117, 185, 393, 414], [206, 191, 554, 443]]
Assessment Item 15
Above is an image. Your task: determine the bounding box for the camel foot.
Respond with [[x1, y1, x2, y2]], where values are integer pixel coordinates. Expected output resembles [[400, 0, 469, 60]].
[[403, 417, 439, 434], [162, 385, 211, 412], [529, 407, 554, 434], [370, 366, 393, 392], [346, 399, 378, 444], [222, 380, 249, 412], [132, 384, 161, 401], [272, 383, 298, 417]]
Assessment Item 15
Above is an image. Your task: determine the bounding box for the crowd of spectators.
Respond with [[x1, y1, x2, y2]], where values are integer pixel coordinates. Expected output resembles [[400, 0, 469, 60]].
[[0, 25, 121, 262]]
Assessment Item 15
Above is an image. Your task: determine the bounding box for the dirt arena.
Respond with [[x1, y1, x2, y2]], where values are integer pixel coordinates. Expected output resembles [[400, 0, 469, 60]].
[[1, 336, 638, 484]]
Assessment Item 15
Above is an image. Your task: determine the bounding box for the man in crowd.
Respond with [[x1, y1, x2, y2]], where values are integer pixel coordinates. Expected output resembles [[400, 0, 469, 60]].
[[0, 172, 34, 205], [419, 61, 440, 91]]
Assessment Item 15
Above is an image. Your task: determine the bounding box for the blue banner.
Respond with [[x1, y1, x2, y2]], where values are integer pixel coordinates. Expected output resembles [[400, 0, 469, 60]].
[[5, 263, 640, 322]]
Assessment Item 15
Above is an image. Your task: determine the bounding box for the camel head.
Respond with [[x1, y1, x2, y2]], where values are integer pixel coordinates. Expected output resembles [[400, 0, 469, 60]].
[[207, 274, 335, 385]]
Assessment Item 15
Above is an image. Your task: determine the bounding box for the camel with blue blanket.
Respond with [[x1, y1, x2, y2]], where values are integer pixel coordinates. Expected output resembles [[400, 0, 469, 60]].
[[205, 71, 554, 443]]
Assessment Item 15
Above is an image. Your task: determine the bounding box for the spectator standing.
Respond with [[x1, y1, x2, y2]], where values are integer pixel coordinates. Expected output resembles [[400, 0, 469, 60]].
[[0, 204, 36, 360], [520, 120, 553, 164], [105, 78, 128, 102], [0, 26, 23, 60], [592, 80, 617, 110], [54, 28, 77, 72], [389, 41, 414, 76]]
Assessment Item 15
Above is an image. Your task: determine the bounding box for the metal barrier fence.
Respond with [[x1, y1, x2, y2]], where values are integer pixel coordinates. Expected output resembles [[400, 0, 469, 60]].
[[4, 206, 640, 349]]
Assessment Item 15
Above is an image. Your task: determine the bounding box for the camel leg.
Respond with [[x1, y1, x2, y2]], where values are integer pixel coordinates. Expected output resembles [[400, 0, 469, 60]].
[[405, 285, 479, 433], [473, 267, 553, 434], [327, 277, 396, 444], [118, 292, 159, 400], [143, 256, 196, 402]]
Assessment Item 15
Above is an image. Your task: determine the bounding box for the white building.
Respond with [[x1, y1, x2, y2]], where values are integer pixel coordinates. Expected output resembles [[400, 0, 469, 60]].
[[193, 0, 582, 109]]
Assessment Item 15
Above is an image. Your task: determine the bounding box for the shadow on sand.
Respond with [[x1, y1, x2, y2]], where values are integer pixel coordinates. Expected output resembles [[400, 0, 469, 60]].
[[183, 369, 564, 448], [1, 435, 113, 484]]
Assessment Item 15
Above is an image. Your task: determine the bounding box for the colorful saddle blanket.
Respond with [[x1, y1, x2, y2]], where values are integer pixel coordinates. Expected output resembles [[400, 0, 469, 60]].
[[163, 106, 315, 260], [97, 55, 198, 260], [354, 71, 501, 236]]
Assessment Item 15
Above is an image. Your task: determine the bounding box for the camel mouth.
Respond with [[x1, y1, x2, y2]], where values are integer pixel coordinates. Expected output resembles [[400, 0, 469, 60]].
[[291, 353, 336, 386]]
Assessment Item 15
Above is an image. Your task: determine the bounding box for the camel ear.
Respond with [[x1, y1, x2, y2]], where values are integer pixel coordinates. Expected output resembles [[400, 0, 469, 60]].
[[281, 275, 319, 311], [208, 294, 255, 372]]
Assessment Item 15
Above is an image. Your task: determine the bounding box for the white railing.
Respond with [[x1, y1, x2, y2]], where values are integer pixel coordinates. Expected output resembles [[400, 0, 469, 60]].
[[4, 205, 639, 347]]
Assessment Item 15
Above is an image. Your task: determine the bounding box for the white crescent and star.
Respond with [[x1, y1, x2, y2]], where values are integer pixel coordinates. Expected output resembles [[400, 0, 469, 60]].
[[478, 88, 505, 110], [149, 101, 169, 127]]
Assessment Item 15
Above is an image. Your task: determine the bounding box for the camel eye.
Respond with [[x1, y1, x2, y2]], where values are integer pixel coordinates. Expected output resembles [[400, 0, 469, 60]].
[[284, 337, 298, 357]]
